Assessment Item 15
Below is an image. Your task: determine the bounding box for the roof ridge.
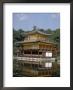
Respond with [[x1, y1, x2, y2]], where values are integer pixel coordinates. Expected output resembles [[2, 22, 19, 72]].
[[24, 29, 52, 36]]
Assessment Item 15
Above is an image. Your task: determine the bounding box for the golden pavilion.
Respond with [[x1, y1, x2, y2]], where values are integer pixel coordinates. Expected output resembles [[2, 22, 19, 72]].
[[14, 27, 58, 77]]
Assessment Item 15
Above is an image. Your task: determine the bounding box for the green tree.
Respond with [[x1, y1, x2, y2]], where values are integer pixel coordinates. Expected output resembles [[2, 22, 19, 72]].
[[13, 28, 25, 55]]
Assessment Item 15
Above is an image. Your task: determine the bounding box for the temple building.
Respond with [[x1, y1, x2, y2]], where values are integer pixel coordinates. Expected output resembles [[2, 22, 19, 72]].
[[14, 28, 59, 77]]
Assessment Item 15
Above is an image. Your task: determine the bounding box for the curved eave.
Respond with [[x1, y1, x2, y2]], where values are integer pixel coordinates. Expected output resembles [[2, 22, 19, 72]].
[[15, 40, 57, 45]]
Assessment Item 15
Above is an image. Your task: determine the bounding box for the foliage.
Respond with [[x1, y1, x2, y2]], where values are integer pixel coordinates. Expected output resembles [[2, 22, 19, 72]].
[[52, 62, 60, 77], [13, 29, 25, 42], [13, 29, 25, 55]]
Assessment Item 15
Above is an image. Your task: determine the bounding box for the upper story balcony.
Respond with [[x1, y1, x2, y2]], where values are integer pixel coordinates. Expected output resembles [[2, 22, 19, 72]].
[[24, 38, 49, 43]]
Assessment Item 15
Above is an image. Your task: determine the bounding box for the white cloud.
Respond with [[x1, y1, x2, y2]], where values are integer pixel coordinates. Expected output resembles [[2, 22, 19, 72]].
[[16, 14, 28, 21], [51, 14, 59, 19], [51, 14, 57, 18]]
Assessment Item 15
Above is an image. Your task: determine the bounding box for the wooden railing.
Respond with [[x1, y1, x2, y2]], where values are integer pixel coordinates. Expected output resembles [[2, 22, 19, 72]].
[[14, 56, 55, 62]]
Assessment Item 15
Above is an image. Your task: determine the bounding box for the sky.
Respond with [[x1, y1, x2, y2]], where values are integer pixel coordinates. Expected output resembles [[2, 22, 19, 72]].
[[13, 13, 60, 31]]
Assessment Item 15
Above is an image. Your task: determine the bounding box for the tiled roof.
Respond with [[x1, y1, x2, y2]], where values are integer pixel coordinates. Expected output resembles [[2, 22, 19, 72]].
[[24, 30, 52, 36]]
